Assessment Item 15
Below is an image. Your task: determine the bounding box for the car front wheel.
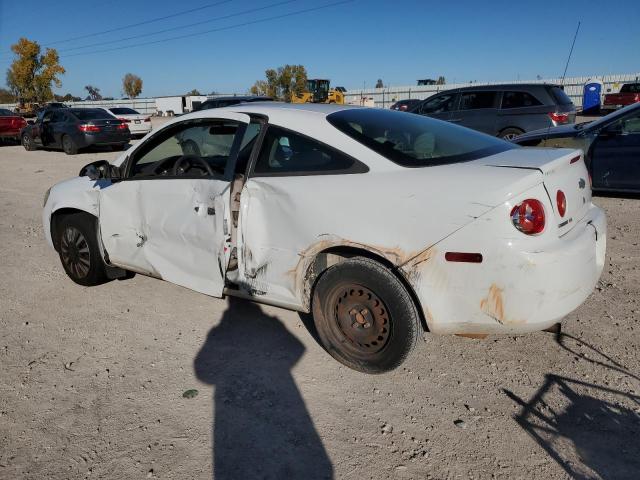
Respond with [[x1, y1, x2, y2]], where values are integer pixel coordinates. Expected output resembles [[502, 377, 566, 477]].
[[312, 257, 421, 374], [57, 213, 108, 286]]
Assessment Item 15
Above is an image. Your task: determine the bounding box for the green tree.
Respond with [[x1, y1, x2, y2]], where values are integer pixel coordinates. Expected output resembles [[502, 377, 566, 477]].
[[85, 85, 102, 101], [122, 73, 143, 98], [6, 38, 65, 103], [436, 76, 446, 85], [375, 79, 384, 88], [250, 64, 307, 101], [187, 89, 201, 96]]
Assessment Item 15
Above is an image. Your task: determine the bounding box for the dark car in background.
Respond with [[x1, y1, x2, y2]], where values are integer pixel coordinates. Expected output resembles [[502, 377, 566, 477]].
[[21, 108, 130, 155], [0, 108, 27, 143], [409, 84, 576, 140], [195, 95, 273, 111], [514, 102, 640, 193], [390, 98, 421, 111]]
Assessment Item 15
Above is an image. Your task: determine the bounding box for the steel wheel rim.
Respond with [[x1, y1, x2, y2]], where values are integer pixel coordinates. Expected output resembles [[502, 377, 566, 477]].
[[63, 137, 71, 151], [503, 133, 517, 141], [60, 226, 90, 278], [332, 284, 391, 355], [22, 135, 31, 148]]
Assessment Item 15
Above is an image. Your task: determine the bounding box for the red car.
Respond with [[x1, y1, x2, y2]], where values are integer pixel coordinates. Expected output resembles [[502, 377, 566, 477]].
[[0, 108, 27, 142]]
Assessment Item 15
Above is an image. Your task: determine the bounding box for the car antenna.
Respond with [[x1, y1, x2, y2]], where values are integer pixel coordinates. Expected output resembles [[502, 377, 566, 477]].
[[561, 21, 581, 87], [543, 20, 581, 144]]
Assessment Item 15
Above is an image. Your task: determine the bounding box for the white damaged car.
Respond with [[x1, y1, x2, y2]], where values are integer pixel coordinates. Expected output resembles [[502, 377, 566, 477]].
[[43, 103, 606, 373]]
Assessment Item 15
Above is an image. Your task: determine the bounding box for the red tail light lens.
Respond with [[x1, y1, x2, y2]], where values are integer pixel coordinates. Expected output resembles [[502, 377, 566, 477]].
[[556, 190, 567, 217], [117, 123, 129, 130], [510, 199, 545, 235], [144, 117, 151, 122], [118, 117, 131, 123], [78, 124, 100, 132], [549, 112, 569, 123]]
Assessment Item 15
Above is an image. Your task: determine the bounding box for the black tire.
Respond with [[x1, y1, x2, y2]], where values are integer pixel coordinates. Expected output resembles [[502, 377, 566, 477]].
[[22, 133, 35, 151], [57, 213, 108, 286], [62, 134, 78, 155], [499, 128, 524, 141], [181, 140, 201, 156], [312, 257, 421, 374]]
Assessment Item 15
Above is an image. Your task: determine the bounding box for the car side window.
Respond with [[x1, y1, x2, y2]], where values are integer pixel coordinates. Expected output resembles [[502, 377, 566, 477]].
[[418, 94, 455, 114], [501, 91, 543, 109], [459, 91, 496, 110], [42, 111, 54, 123], [129, 120, 242, 178], [51, 111, 65, 122], [253, 126, 365, 176], [620, 112, 640, 134]]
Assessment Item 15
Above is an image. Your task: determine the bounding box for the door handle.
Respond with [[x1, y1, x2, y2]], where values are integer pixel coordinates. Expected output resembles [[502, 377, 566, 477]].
[[194, 206, 215, 215]]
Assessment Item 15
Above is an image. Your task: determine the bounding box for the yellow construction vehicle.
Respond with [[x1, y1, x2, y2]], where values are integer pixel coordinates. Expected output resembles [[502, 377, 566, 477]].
[[291, 79, 346, 104]]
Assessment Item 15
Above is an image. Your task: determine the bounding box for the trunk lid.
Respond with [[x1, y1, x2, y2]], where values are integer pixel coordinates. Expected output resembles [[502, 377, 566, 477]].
[[481, 147, 591, 236]]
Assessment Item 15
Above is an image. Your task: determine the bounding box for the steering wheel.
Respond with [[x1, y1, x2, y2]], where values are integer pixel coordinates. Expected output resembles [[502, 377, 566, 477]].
[[173, 154, 215, 177]]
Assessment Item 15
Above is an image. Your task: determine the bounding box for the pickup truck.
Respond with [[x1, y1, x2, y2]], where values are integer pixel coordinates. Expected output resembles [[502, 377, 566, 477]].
[[602, 83, 640, 112]]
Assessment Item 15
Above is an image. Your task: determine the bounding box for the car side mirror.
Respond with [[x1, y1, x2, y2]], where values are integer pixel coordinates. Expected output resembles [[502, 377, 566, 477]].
[[600, 123, 622, 137], [79, 160, 122, 182]]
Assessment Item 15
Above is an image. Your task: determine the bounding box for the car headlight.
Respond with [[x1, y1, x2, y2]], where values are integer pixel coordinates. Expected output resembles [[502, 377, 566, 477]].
[[43, 187, 51, 207]]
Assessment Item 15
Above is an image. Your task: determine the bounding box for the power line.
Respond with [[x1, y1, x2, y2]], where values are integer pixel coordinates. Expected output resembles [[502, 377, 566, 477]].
[[44, 0, 235, 46], [57, 0, 298, 54], [60, 0, 353, 59]]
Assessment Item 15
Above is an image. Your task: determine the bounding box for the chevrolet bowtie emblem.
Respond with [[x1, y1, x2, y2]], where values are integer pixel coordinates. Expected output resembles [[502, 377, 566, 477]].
[[578, 178, 586, 189]]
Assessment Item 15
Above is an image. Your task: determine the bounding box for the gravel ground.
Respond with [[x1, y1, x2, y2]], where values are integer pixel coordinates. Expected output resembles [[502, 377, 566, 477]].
[[0, 129, 639, 479]]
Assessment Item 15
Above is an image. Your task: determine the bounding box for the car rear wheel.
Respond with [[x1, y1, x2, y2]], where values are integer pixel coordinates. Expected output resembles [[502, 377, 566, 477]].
[[499, 128, 524, 141], [57, 213, 108, 286], [22, 133, 35, 151], [62, 135, 78, 155], [312, 257, 421, 374]]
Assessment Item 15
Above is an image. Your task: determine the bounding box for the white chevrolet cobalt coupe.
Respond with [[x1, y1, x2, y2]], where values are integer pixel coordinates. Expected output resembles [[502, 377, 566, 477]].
[[43, 103, 606, 373]]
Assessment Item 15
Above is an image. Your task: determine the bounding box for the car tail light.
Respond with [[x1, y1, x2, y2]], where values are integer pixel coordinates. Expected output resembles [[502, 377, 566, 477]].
[[570, 155, 581, 164], [510, 199, 545, 235], [144, 117, 151, 122], [117, 122, 129, 130], [78, 124, 100, 132], [549, 112, 569, 124], [118, 117, 131, 123], [556, 190, 567, 217]]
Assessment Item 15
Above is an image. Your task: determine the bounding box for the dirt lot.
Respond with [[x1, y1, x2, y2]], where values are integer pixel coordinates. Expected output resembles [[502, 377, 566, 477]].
[[0, 131, 639, 479]]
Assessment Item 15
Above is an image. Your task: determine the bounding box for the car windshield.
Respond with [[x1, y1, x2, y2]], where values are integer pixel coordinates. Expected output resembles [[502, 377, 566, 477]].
[[110, 107, 139, 115], [70, 109, 115, 120], [327, 108, 516, 167], [584, 102, 640, 131]]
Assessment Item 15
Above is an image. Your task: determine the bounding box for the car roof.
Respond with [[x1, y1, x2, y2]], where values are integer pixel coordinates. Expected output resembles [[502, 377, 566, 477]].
[[435, 83, 558, 93], [204, 96, 273, 102]]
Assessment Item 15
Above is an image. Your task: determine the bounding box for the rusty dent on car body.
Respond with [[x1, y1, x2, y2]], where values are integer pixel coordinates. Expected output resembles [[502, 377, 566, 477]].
[[480, 283, 505, 323], [286, 234, 438, 310]]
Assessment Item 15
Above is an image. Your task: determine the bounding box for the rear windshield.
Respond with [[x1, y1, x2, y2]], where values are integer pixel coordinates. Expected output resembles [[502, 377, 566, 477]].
[[327, 108, 516, 168], [110, 107, 139, 115], [548, 86, 573, 105], [69, 109, 114, 120], [620, 83, 640, 93], [0, 108, 14, 116]]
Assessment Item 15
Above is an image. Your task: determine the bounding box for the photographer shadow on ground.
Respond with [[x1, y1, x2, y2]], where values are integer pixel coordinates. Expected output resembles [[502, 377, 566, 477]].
[[504, 332, 640, 479], [194, 297, 333, 480]]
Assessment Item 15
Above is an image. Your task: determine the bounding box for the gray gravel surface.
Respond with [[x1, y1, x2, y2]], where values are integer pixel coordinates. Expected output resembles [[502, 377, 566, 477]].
[[0, 136, 638, 479]]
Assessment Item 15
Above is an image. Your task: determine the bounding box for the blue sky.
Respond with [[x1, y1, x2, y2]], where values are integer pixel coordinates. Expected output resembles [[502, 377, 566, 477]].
[[0, 0, 638, 98]]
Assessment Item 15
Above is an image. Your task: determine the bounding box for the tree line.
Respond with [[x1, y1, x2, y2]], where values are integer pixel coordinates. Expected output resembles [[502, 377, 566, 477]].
[[2, 37, 145, 104]]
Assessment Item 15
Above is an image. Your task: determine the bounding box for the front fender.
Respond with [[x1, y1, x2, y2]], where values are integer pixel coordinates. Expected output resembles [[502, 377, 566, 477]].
[[42, 176, 110, 248]]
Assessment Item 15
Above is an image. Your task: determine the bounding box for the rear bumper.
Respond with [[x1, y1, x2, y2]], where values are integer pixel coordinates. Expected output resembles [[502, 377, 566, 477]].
[[80, 132, 130, 146], [128, 122, 152, 134], [402, 203, 606, 335]]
